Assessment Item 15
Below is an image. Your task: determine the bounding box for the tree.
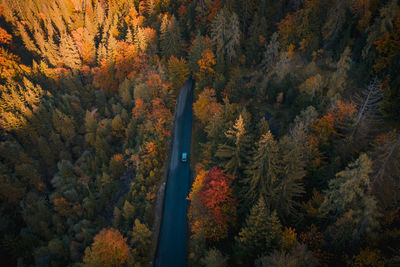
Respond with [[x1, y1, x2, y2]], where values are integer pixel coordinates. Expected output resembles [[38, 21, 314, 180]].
[[160, 15, 183, 59], [111, 115, 125, 138], [328, 46, 352, 97], [202, 248, 228, 267], [59, 34, 81, 70], [193, 88, 222, 125], [350, 78, 383, 143], [211, 8, 241, 61], [0, 27, 12, 45], [352, 248, 386, 267], [256, 243, 318, 267], [83, 228, 130, 267], [188, 167, 236, 241], [275, 136, 306, 218], [188, 34, 210, 74], [236, 197, 282, 261], [322, 0, 350, 42], [320, 154, 380, 249], [195, 49, 216, 85], [216, 114, 252, 178], [370, 131, 400, 209], [260, 33, 279, 73], [246, 132, 305, 218], [134, 27, 157, 54], [245, 131, 280, 203], [130, 219, 152, 262], [167, 56, 190, 90]]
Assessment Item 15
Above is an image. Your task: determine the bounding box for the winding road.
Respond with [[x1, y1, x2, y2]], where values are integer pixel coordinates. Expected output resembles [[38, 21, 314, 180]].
[[154, 79, 194, 267]]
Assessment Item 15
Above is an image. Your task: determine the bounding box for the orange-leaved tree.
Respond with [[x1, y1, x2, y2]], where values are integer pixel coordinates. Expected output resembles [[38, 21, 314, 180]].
[[193, 88, 222, 125], [83, 228, 131, 267]]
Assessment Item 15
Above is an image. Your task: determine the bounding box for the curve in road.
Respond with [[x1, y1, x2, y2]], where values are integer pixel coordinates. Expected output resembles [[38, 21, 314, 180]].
[[154, 79, 194, 267]]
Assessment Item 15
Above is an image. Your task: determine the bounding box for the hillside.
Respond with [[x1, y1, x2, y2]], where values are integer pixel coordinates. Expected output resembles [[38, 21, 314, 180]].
[[0, 0, 399, 266]]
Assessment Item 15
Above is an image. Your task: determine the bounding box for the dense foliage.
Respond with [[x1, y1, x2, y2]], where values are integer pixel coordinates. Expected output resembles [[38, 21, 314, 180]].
[[0, 0, 399, 266]]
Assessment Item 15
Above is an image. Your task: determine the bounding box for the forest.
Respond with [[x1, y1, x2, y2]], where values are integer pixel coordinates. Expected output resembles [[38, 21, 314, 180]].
[[0, 0, 399, 266]]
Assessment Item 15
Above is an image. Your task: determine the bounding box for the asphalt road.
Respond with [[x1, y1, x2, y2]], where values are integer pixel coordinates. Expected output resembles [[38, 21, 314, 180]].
[[154, 79, 193, 267]]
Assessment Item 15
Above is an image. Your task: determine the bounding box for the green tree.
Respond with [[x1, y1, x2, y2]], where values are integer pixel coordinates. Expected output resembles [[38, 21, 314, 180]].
[[202, 248, 228, 267], [245, 131, 280, 203], [256, 243, 318, 267], [211, 8, 241, 61], [246, 133, 305, 218], [320, 154, 380, 249], [216, 114, 252, 177], [160, 15, 183, 59], [111, 115, 125, 138], [236, 197, 280, 261], [130, 219, 152, 262], [85, 111, 97, 146]]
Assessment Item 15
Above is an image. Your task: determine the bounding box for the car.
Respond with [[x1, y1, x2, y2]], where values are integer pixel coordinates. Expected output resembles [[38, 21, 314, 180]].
[[181, 152, 188, 162]]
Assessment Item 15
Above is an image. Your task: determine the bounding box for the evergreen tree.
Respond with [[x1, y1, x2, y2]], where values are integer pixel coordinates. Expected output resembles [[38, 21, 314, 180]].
[[275, 136, 306, 218], [59, 34, 81, 70], [211, 8, 241, 61], [202, 248, 228, 267], [246, 133, 305, 218], [130, 219, 152, 262], [371, 131, 400, 209], [216, 114, 252, 177], [245, 131, 280, 203], [236, 197, 273, 261], [160, 15, 183, 59], [320, 154, 380, 249]]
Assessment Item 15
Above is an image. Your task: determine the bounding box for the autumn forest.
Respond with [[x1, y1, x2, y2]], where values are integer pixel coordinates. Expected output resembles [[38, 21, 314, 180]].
[[0, 0, 399, 266]]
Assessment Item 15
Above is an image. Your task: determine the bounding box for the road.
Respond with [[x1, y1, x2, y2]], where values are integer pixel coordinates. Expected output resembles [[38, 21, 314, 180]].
[[154, 79, 193, 267]]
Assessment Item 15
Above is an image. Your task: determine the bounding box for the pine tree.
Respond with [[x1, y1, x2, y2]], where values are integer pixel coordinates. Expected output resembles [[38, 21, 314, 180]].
[[246, 133, 305, 218], [188, 33, 207, 74], [211, 8, 241, 62], [160, 15, 183, 59], [371, 131, 400, 208], [265, 210, 283, 251], [216, 114, 252, 177], [202, 248, 228, 267], [275, 136, 306, 217], [260, 33, 279, 73], [167, 56, 190, 90], [328, 46, 352, 98], [122, 200, 135, 222], [85, 111, 97, 146], [236, 197, 273, 261], [130, 219, 152, 261], [320, 154, 380, 248], [59, 34, 81, 70], [245, 131, 280, 203]]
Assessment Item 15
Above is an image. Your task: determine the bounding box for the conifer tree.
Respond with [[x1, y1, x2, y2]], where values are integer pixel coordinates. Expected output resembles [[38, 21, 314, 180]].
[[371, 131, 400, 208], [160, 15, 183, 59], [245, 131, 280, 203], [320, 154, 380, 248], [275, 136, 306, 217], [236, 197, 274, 261], [59, 34, 81, 70], [211, 8, 241, 61], [188, 33, 207, 74], [202, 248, 228, 267], [216, 114, 252, 177]]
